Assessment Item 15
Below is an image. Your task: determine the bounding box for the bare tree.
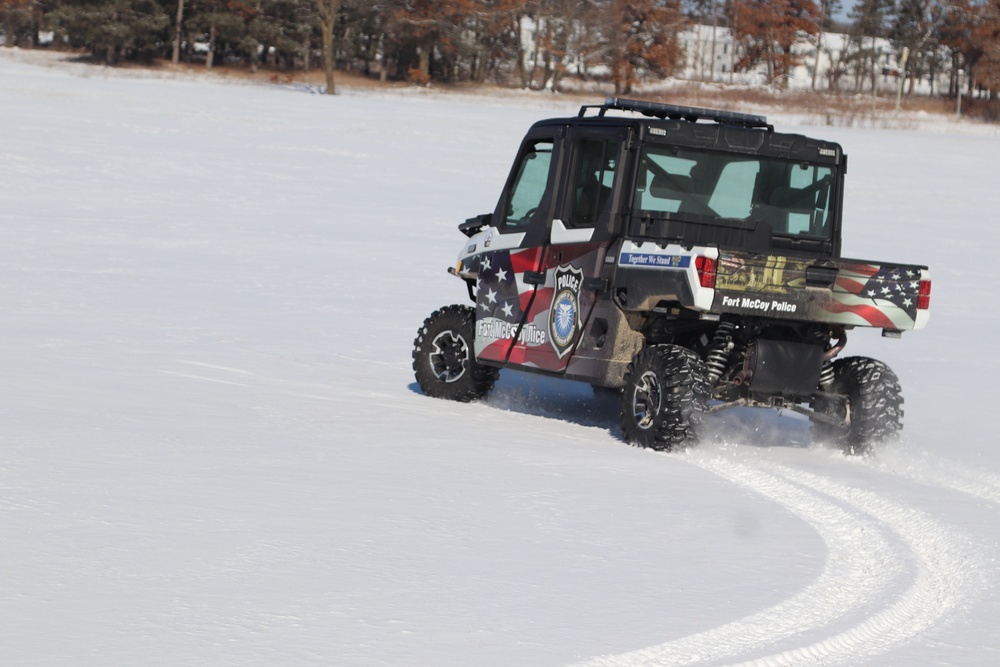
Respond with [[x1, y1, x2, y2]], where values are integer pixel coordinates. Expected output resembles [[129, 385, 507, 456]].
[[847, 0, 893, 93], [730, 0, 820, 86], [940, 0, 997, 100], [604, 0, 686, 95], [172, 0, 184, 63], [890, 0, 945, 96], [974, 0, 1000, 96], [812, 0, 842, 90], [317, 0, 340, 93]]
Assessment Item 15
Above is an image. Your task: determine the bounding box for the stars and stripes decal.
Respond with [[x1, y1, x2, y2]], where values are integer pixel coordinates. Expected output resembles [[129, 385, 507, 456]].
[[472, 243, 604, 370], [477, 252, 521, 320], [712, 251, 926, 330], [828, 263, 922, 329], [474, 248, 550, 364]]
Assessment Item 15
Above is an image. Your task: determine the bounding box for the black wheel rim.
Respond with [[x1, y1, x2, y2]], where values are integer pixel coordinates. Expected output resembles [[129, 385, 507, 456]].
[[429, 330, 469, 383], [633, 370, 662, 430]]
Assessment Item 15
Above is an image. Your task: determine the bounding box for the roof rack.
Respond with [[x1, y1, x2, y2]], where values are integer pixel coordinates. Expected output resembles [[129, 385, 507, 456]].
[[578, 97, 771, 130]]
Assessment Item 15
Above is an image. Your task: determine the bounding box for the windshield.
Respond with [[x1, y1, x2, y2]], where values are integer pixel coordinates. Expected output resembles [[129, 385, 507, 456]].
[[633, 144, 836, 242]]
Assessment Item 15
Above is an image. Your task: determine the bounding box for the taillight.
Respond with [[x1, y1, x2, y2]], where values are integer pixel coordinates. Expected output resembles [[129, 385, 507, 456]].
[[695, 256, 717, 289], [917, 279, 931, 310]]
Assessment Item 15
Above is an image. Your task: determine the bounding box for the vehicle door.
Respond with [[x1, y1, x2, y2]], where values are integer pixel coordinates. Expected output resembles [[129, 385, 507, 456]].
[[508, 127, 629, 372], [476, 128, 625, 372], [473, 130, 563, 365]]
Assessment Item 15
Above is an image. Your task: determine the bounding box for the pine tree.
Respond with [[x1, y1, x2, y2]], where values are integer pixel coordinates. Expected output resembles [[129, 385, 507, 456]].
[[185, 0, 247, 69], [2, 0, 34, 46], [47, 0, 170, 64]]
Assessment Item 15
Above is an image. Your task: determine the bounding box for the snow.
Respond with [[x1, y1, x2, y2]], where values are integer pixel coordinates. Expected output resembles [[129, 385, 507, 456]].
[[2, 48, 1000, 666]]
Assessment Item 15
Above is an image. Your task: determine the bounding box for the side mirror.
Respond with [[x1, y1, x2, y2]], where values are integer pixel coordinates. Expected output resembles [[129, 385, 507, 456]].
[[459, 213, 492, 237]]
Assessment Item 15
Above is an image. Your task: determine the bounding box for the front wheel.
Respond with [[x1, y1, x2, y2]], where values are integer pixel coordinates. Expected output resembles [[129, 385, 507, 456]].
[[413, 305, 499, 402], [620, 345, 710, 451], [811, 356, 903, 455]]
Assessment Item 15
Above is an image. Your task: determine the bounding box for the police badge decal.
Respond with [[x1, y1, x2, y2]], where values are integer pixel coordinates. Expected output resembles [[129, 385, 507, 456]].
[[550, 265, 584, 358]]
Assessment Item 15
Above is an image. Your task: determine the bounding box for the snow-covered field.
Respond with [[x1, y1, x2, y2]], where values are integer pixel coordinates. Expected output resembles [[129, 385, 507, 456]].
[[2, 49, 1000, 666]]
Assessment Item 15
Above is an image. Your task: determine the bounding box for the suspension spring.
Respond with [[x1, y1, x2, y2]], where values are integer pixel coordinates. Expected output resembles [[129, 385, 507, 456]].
[[706, 321, 737, 382], [818, 326, 847, 390], [819, 361, 835, 389]]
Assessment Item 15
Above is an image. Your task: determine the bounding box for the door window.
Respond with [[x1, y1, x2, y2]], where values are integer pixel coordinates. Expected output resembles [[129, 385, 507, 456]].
[[502, 140, 554, 229], [568, 138, 620, 227]]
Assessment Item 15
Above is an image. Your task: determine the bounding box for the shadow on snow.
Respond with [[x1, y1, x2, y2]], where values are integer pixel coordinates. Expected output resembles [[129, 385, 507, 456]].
[[410, 369, 819, 452]]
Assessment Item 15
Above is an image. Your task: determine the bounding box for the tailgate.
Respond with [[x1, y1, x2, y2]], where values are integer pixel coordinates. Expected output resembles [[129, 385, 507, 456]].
[[712, 252, 930, 331]]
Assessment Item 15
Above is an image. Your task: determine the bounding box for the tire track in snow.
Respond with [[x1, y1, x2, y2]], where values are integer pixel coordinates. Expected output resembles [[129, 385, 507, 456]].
[[868, 449, 1000, 507], [569, 454, 983, 667], [726, 463, 981, 667], [570, 456, 893, 667], [160, 360, 346, 403]]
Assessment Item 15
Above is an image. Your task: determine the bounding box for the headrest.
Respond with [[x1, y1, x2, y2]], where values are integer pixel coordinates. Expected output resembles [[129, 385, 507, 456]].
[[649, 174, 693, 197]]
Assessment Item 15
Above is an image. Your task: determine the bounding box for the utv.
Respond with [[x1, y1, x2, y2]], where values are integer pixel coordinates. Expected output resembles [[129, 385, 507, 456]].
[[413, 98, 930, 454]]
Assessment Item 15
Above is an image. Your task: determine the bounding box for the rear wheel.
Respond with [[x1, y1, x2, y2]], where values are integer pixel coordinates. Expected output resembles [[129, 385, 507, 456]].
[[413, 305, 499, 402], [811, 356, 903, 455], [620, 345, 710, 451]]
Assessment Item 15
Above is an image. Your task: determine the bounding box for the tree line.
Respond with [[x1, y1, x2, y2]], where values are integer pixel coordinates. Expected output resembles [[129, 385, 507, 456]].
[[2, 0, 1000, 99]]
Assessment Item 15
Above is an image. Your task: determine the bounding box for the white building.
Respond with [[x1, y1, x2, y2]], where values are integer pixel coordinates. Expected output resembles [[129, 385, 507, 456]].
[[677, 24, 947, 95]]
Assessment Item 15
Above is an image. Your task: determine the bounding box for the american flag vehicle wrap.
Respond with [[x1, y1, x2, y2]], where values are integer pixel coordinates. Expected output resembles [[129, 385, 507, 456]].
[[712, 252, 930, 331], [472, 247, 547, 365], [470, 244, 603, 371], [828, 263, 926, 329]]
